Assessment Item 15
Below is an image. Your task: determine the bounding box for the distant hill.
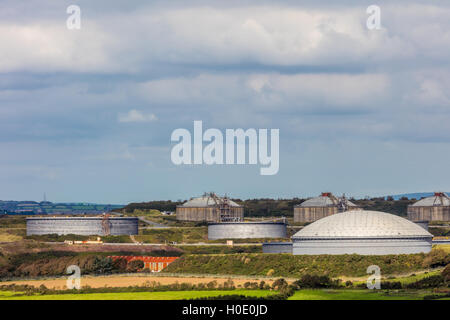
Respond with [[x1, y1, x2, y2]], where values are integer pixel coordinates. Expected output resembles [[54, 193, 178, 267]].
[[387, 192, 450, 200]]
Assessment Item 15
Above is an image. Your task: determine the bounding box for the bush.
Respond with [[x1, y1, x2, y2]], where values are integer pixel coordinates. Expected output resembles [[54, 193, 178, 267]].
[[259, 281, 266, 289], [381, 281, 402, 289], [272, 278, 288, 291], [126, 260, 144, 273], [112, 258, 128, 273], [442, 264, 450, 283], [292, 275, 339, 289], [405, 275, 444, 289], [422, 249, 450, 268]]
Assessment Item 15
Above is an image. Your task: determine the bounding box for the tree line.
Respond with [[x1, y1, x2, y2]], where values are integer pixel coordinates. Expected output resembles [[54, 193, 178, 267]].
[[119, 197, 418, 217]]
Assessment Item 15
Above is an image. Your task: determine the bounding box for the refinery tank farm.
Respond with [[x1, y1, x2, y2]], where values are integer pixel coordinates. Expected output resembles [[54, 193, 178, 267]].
[[13, 190, 450, 255]]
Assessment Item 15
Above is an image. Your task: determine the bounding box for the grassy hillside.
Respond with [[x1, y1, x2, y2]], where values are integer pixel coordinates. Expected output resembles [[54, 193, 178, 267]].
[[163, 250, 450, 278]]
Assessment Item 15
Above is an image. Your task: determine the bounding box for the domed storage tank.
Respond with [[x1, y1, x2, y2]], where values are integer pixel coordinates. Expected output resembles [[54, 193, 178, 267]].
[[26, 216, 138, 236], [294, 192, 359, 223], [176, 193, 243, 222], [292, 210, 433, 255], [408, 192, 450, 222]]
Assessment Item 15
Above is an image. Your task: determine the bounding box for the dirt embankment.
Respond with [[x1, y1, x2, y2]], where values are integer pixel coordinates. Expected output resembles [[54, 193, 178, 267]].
[[1, 275, 279, 290]]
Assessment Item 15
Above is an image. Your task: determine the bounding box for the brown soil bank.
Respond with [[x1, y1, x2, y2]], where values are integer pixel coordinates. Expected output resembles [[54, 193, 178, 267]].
[[1, 275, 279, 290]]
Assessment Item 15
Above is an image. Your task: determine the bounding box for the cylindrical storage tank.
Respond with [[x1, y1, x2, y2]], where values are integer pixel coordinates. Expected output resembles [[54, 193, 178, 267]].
[[176, 193, 244, 222], [294, 192, 359, 223], [292, 210, 433, 255], [407, 192, 450, 222], [262, 242, 293, 254], [26, 217, 138, 236], [414, 221, 429, 231], [208, 222, 287, 240]]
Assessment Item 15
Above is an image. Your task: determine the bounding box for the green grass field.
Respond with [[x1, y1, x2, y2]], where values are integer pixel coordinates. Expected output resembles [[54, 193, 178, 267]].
[[0, 290, 274, 300], [288, 289, 435, 300]]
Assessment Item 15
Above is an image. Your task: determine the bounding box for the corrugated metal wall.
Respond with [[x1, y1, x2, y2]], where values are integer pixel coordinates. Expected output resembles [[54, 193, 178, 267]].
[[208, 222, 287, 240], [176, 207, 244, 222], [407, 206, 450, 221], [26, 217, 139, 235]]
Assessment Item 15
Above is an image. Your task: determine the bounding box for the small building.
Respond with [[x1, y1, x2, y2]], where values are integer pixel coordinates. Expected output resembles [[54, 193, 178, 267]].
[[109, 256, 179, 272], [176, 192, 244, 222], [408, 192, 450, 222], [294, 192, 359, 223]]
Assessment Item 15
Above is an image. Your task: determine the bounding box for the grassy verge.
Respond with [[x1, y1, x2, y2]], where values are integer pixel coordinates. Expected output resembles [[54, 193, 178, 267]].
[[288, 289, 437, 300], [0, 289, 273, 300], [434, 244, 450, 253]]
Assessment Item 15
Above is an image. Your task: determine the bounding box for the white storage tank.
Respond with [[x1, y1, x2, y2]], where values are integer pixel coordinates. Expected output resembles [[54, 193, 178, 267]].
[[292, 210, 432, 255]]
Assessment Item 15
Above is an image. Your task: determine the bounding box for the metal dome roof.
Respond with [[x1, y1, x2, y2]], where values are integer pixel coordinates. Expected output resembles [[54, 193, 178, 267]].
[[296, 193, 358, 207], [411, 192, 450, 207], [292, 210, 432, 239], [180, 195, 241, 208]]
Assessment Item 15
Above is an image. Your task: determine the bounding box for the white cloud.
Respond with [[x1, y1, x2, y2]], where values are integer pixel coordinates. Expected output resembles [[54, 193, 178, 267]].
[[118, 109, 157, 123], [1, 4, 450, 73], [0, 22, 116, 73]]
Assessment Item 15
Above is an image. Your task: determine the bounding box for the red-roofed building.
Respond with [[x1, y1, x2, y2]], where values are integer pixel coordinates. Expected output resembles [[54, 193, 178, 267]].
[[109, 256, 179, 272]]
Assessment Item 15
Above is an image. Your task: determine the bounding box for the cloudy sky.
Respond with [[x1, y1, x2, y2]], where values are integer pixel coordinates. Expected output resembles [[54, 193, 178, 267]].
[[1, 0, 450, 203]]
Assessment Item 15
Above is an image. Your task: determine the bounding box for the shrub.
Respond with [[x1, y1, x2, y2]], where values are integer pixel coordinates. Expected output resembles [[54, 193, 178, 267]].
[[292, 274, 339, 289], [272, 278, 288, 291], [259, 281, 266, 289], [92, 257, 114, 274], [112, 258, 128, 273], [126, 260, 144, 273], [405, 275, 444, 289], [442, 264, 450, 283], [266, 269, 275, 276], [381, 281, 402, 289], [422, 249, 450, 268]]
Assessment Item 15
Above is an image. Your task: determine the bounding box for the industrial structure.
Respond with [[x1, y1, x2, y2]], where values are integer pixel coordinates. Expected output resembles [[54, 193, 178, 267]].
[[176, 192, 244, 222], [208, 219, 287, 240], [262, 242, 293, 253], [292, 210, 433, 255], [407, 192, 450, 222], [109, 256, 178, 272], [26, 216, 138, 236], [294, 192, 359, 223]]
